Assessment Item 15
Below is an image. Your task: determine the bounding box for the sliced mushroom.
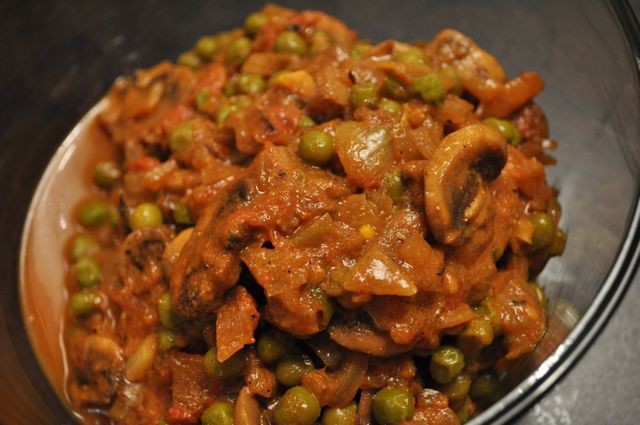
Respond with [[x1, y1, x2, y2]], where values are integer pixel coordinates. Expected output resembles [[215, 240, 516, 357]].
[[427, 29, 506, 102], [424, 124, 508, 246], [328, 313, 413, 356], [170, 180, 248, 319], [118, 226, 174, 295], [68, 333, 124, 406]]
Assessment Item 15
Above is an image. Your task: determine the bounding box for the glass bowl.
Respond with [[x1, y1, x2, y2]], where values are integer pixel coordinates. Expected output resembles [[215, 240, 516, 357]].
[[1, 0, 639, 424]]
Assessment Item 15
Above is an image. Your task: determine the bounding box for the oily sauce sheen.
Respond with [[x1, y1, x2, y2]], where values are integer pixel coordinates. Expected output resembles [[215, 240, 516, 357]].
[[26, 5, 568, 425]]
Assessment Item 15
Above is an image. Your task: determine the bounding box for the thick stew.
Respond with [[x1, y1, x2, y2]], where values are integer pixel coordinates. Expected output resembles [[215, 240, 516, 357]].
[[63, 5, 566, 425]]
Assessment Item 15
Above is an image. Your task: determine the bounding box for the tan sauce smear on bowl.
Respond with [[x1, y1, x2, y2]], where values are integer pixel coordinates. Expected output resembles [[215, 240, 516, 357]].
[[21, 4, 568, 424], [20, 100, 116, 424]]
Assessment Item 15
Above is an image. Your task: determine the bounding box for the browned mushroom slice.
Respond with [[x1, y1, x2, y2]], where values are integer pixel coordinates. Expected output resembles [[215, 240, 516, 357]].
[[424, 124, 508, 246], [117, 226, 174, 295], [328, 313, 413, 356], [170, 180, 249, 319], [68, 333, 124, 406]]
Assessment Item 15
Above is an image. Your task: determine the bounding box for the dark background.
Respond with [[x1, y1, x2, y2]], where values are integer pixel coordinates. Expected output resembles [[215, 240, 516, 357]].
[[1, 0, 639, 423]]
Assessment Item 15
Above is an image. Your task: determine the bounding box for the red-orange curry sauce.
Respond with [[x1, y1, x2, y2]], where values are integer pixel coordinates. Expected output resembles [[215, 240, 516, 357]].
[[60, 5, 566, 425]]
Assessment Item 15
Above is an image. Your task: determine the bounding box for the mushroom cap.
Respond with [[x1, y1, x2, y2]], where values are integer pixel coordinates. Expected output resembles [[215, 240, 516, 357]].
[[424, 123, 508, 246]]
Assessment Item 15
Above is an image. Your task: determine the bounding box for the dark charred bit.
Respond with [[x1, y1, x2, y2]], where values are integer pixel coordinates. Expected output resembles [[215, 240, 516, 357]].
[[451, 173, 480, 228], [259, 113, 276, 134], [125, 238, 165, 271], [216, 180, 250, 218], [347, 70, 357, 84], [118, 195, 129, 230], [125, 249, 144, 271], [224, 233, 242, 251], [261, 241, 275, 250], [473, 148, 507, 182]]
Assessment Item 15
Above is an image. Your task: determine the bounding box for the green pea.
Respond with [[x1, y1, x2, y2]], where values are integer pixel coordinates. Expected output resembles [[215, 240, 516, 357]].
[[214, 32, 233, 50], [177, 51, 202, 68], [169, 123, 193, 153], [70, 235, 98, 262], [455, 397, 473, 424], [350, 42, 371, 59], [314, 289, 334, 326], [378, 98, 402, 115], [257, 332, 288, 364], [94, 161, 121, 190], [530, 212, 554, 250], [384, 76, 407, 100], [227, 37, 252, 66], [238, 74, 266, 94], [394, 48, 426, 65], [458, 318, 494, 355], [173, 201, 194, 225], [298, 115, 316, 129], [274, 386, 321, 425], [195, 36, 219, 60], [223, 80, 237, 97], [129, 203, 163, 230], [308, 287, 334, 328], [69, 291, 100, 317], [74, 257, 102, 288], [429, 346, 465, 384], [410, 74, 445, 104], [108, 204, 120, 226], [470, 371, 499, 400], [201, 402, 234, 425], [351, 83, 378, 108], [275, 31, 307, 55], [79, 201, 111, 228], [475, 302, 502, 336], [442, 67, 463, 95], [549, 227, 567, 256], [483, 118, 522, 146], [321, 403, 357, 425], [275, 354, 314, 387], [244, 12, 268, 37], [382, 171, 404, 204], [203, 346, 244, 380], [157, 330, 176, 351], [234, 96, 252, 109], [196, 90, 211, 111], [158, 293, 180, 330], [372, 387, 415, 425], [298, 130, 335, 166], [216, 104, 235, 124], [528, 281, 548, 310], [439, 372, 471, 401], [217, 98, 251, 125], [309, 31, 331, 54]]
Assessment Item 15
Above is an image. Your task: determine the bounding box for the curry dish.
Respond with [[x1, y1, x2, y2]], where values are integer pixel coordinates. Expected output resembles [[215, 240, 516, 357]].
[[63, 5, 566, 425]]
